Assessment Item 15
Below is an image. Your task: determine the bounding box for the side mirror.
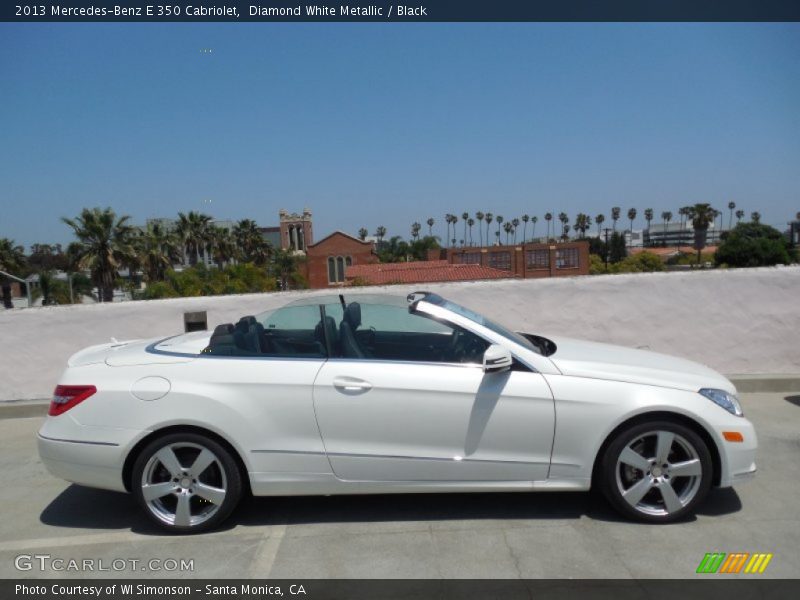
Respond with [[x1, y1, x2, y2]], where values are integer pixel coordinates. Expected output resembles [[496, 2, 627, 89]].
[[483, 344, 512, 373]]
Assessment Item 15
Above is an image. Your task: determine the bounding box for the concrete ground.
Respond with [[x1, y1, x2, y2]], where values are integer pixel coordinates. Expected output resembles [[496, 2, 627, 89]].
[[0, 393, 797, 580]]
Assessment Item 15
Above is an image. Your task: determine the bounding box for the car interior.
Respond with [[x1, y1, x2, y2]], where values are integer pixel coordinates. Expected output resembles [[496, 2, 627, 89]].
[[204, 300, 489, 363]]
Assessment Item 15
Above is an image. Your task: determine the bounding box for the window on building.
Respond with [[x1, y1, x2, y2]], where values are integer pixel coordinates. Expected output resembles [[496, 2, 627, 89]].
[[526, 249, 549, 270], [328, 256, 351, 284], [488, 251, 512, 271], [555, 247, 579, 269], [461, 252, 482, 265]]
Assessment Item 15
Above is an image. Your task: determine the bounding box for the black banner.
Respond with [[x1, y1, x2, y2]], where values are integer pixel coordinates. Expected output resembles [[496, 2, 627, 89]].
[[3, 1, 800, 23], [4, 580, 800, 600]]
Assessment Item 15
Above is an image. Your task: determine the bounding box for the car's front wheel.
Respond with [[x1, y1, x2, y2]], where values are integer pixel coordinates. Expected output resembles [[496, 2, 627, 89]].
[[132, 433, 243, 533], [600, 420, 712, 523]]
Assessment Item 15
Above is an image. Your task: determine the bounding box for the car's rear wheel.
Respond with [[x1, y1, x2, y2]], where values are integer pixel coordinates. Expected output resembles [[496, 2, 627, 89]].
[[132, 433, 242, 533], [600, 420, 712, 523]]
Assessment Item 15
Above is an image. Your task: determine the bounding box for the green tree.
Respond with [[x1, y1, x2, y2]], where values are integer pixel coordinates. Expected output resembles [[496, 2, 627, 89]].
[[530, 215, 538, 241], [727, 201, 736, 230], [61, 207, 136, 302], [595, 214, 605, 237], [208, 226, 236, 269], [715, 223, 795, 268], [136, 222, 180, 282], [686, 203, 716, 264], [176, 211, 212, 266], [272, 249, 300, 290], [374, 225, 387, 245], [608, 231, 627, 263], [411, 221, 421, 241], [661, 211, 673, 247], [233, 219, 271, 265], [426, 218, 435, 237], [467, 218, 475, 245], [1, 238, 27, 308], [484, 213, 494, 245], [573, 213, 592, 239], [474, 212, 484, 246], [627, 208, 637, 248], [751, 211, 761, 224], [611, 206, 621, 231], [358, 227, 368, 241], [544, 212, 553, 240], [735, 209, 745, 223]]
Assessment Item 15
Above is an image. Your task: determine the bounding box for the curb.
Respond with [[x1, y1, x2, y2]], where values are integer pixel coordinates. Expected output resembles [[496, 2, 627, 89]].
[[1, 374, 798, 420], [728, 375, 800, 394]]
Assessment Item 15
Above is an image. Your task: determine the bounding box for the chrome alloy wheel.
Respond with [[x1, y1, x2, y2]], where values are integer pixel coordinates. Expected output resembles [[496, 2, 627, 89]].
[[614, 430, 703, 517], [140, 442, 227, 528]]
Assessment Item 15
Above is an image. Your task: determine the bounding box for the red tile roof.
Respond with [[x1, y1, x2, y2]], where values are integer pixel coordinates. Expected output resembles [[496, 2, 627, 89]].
[[345, 260, 516, 285]]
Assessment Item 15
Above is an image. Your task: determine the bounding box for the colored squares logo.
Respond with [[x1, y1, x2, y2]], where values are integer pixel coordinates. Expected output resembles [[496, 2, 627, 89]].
[[697, 552, 773, 574]]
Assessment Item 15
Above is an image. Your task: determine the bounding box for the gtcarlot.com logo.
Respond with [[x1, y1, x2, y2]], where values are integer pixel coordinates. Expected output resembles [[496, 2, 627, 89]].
[[696, 552, 773, 574]]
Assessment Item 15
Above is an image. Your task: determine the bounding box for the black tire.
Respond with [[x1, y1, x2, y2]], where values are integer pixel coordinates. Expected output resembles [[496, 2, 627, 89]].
[[132, 432, 243, 533], [600, 420, 712, 523]]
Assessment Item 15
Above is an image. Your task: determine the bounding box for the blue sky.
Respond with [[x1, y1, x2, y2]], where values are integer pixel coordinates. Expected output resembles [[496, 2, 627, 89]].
[[1, 23, 799, 248]]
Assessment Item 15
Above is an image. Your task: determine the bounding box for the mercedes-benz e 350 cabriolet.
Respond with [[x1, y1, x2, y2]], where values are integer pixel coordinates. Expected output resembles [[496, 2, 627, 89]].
[[38, 291, 757, 532]]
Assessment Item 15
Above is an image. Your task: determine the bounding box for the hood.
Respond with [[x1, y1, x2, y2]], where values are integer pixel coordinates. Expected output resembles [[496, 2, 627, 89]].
[[542, 335, 736, 394]]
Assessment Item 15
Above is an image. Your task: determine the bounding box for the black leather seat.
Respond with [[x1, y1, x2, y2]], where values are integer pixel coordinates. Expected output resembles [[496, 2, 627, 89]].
[[339, 302, 368, 359], [315, 315, 339, 356]]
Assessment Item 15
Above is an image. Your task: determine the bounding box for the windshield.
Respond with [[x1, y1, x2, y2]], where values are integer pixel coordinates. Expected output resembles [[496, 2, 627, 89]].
[[424, 295, 539, 354]]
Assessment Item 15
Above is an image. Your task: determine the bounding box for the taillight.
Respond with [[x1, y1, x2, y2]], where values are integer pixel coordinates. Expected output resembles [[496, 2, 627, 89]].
[[49, 385, 97, 416]]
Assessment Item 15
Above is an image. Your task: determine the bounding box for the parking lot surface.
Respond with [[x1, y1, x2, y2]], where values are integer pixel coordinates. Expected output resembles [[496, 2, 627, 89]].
[[0, 393, 797, 579]]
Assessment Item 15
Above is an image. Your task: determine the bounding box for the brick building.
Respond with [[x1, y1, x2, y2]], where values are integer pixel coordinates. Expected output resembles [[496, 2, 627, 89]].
[[303, 231, 379, 289], [280, 208, 314, 253], [445, 240, 590, 279], [345, 260, 515, 286]]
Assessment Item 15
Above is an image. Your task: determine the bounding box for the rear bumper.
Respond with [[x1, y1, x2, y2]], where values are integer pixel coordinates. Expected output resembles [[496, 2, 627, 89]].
[[37, 416, 147, 493], [38, 434, 127, 492]]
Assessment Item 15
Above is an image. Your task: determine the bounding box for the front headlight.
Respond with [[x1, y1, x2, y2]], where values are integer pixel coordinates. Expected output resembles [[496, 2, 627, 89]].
[[699, 388, 743, 417]]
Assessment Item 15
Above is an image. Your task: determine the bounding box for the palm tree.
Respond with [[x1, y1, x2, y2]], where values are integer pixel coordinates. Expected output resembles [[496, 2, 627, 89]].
[[686, 203, 716, 264], [233, 219, 265, 263], [495, 215, 504, 243], [751, 212, 761, 224], [661, 211, 673, 247], [678, 206, 690, 231], [271, 249, 298, 291], [611, 206, 621, 232], [521, 214, 530, 243], [643, 208, 654, 245], [62, 207, 136, 302], [358, 228, 368, 241], [426, 218, 435, 237], [561, 224, 571, 241], [208, 226, 236, 269], [462, 212, 469, 245], [475, 212, 484, 246], [558, 212, 569, 239], [531, 215, 538, 242], [411, 222, 421, 241], [544, 212, 553, 240], [450, 215, 458, 248], [0, 238, 26, 309], [485, 213, 494, 245], [467, 218, 475, 245], [727, 201, 736, 230], [176, 211, 212, 266], [374, 226, 387, 245], [626, 208, 637, 249], [503, 221, 513, 245], [735, 209, 745, 224], [573, 213, 592, 239], [511, 218, 520, 244], [137, 222, 180, 282], [595, 214, 605, 236]]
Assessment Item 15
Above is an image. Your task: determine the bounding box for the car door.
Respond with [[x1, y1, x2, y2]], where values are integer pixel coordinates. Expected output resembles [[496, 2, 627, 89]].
[[312, 300, 555, 482]]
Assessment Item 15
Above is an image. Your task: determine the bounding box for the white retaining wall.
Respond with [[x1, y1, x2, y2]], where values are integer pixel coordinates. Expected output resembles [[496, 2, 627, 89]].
[[1, 267, 798, 402]]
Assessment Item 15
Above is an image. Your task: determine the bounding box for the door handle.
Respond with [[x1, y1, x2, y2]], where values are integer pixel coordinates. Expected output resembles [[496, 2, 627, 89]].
[[332, 377, 373, 392]]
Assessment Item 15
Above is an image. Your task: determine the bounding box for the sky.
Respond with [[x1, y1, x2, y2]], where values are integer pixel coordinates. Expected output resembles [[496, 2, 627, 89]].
[[1, 23, 799, 248]]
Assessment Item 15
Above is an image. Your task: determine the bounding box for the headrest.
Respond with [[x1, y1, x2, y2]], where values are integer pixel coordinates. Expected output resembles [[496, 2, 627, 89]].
[[234, 315, 257, 333], [343, 302, 362, 329], [212, 323, 234, 337]]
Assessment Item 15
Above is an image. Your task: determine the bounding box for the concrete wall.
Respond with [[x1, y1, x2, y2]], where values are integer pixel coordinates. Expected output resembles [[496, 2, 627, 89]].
[[2, 267, 798, 402]]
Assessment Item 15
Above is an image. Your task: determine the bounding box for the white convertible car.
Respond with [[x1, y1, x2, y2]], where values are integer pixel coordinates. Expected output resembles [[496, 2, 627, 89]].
[[38, 292, 756, 532]]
